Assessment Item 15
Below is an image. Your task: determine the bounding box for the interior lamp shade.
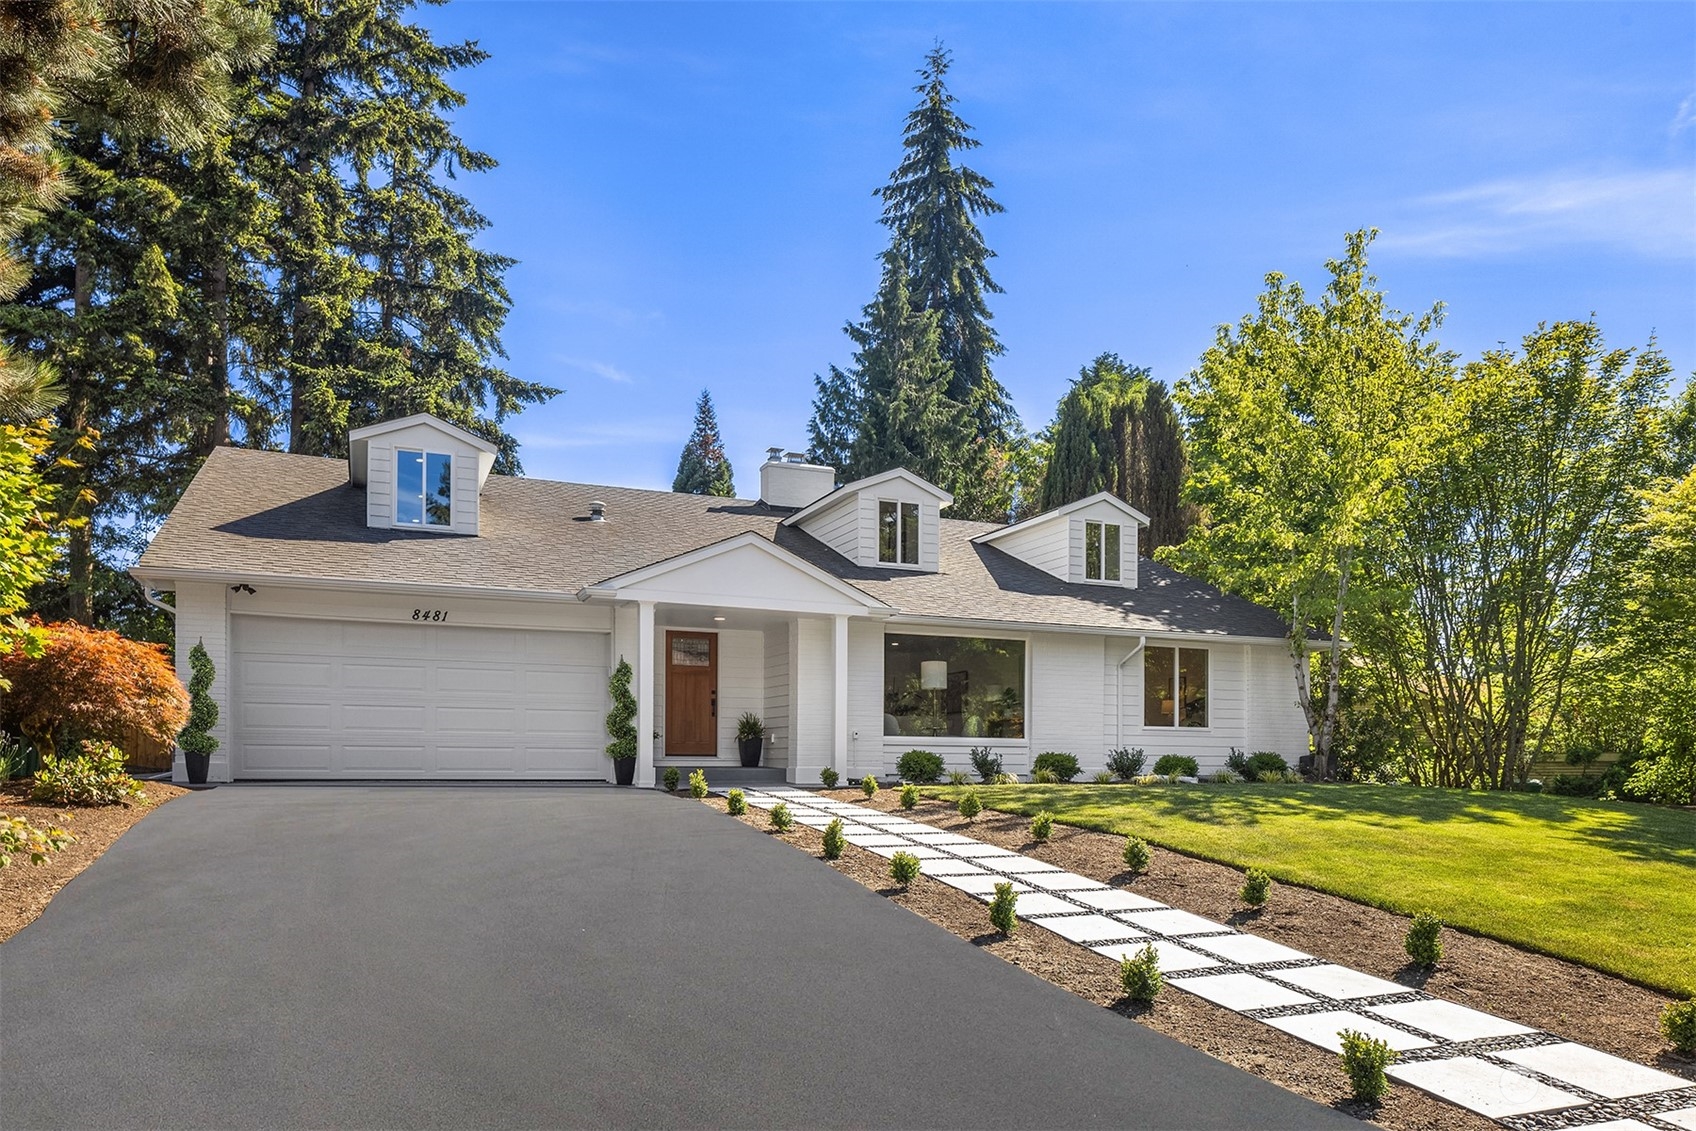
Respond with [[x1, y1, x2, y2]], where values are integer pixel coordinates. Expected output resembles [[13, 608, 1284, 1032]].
[[920, 660, 949, 690]]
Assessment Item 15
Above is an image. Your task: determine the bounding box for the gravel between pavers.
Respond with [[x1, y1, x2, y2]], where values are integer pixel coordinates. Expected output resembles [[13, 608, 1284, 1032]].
[[698, 793, 1496, 1131], [849, 789, 1694, 1082]]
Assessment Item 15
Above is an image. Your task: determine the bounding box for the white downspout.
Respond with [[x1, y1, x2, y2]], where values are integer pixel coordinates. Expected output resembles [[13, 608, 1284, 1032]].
[[140, 587, 177, 618], [1116, 635, 1147, 749]]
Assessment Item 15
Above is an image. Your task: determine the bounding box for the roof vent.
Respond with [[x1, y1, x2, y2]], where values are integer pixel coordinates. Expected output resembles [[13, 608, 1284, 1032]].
[[587, 500, 606, 522], [785, 451, 806, 464]]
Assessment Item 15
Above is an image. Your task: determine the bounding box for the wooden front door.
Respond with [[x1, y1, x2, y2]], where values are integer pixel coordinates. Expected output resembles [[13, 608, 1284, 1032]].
[[665, 631, 718, 755]]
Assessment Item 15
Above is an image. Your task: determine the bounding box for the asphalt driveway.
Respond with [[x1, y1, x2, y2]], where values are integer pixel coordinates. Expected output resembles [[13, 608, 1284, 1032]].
[[1, 786, 1356, 1129]]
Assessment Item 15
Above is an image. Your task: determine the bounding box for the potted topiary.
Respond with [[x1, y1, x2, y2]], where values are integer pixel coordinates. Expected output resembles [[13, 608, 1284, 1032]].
[[605, 658, 638, 785], [736, 712, 765, 768], [178, 641, 218, 785]]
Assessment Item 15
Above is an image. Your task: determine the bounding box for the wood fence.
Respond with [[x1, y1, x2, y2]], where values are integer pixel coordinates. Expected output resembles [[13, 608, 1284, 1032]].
[[120, 726, 176, 772]]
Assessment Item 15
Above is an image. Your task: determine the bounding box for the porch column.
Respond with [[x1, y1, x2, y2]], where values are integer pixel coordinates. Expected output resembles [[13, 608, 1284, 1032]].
[[635, 600, 657, 789], [832, 613, 849, 778]]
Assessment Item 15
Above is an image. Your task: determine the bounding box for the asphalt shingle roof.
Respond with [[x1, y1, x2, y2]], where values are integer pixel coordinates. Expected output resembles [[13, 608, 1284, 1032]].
[[136, 446, 1293, 639]]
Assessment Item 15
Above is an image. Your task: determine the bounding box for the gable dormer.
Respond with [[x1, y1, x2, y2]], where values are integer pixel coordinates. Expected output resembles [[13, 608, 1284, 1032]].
[[348, 413, 497, 536], [781, 467, 952, 573], [973, 492, 1149, 587]]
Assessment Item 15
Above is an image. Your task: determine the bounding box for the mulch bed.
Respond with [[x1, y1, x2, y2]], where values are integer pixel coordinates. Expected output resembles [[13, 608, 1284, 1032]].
[[0, 778, 189, 943], [695, 790, 1499, 1131]]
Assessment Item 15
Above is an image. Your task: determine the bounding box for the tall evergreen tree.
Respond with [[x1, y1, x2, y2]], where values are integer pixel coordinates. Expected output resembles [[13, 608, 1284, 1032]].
[[877, 44, 1013, 443], [673, 389, 735, 496], [1039, 353, 1194, 552]]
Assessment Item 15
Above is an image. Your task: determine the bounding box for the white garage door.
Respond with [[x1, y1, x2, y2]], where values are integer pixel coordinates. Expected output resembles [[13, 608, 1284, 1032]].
[[232, 616, 609, 779]]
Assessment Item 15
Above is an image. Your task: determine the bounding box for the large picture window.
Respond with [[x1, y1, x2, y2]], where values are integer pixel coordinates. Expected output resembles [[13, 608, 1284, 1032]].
[[396, 449, 453, 527], [884, 634, 1024, 738], [1143, 645, 1208, 728], [878, 500, 920, 565]]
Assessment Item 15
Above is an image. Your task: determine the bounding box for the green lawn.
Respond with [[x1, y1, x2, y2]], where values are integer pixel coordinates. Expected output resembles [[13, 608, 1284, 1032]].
[[932, 782, 1696, 996]]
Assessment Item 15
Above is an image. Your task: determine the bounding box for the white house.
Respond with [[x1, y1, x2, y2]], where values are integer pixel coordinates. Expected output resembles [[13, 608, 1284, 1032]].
[[133, 413, 1309, 786]]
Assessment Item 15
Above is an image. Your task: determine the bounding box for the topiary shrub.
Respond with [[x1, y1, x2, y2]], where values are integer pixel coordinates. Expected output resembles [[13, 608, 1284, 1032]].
[[1239, 867, 1271, 907], [725, 788, 747, 815], [1152, 754, 1199, 778], [900, 783, 918, 809], [822, 817, 845, 860], [1660, 999, 1696, 1054], [32, 741, 146, 807], [178, 640, 219, 768], [1120, 943, 1163, 1002], [969, 746, 1003, 783], [958, 790, 982, 821], [988, 881, 1018, 934], [770, 802, 793, 831], [1404, 911, 1443, 967], [0, 620, 189, 762], [0, 812, 73, 867], [688, 769, 709, 799], [662, 767, 680, 793], [604, 658, 638, 763], [860, 775, 878, 798], [1032, 751, 1080, 782], [1123, 836, 1151, 873], [1106, 747, 1146, 781], [889, 850, 921, 885], [820, 767, 839, 788], [1030, 810, 1054, 841], [1339, 1029, 1395, 1102], [946, 770, 970, 785], [897, 749, 945, 783]]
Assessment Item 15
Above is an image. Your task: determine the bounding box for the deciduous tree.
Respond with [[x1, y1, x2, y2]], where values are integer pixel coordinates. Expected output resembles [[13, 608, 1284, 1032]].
[[0, 620, 188, 760]]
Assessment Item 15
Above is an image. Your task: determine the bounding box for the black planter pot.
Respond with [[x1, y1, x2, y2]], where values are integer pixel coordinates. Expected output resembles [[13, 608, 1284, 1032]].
[[612, 757, 637, 786], [183, 751, 210, 785], [738, 737, 763, 768]]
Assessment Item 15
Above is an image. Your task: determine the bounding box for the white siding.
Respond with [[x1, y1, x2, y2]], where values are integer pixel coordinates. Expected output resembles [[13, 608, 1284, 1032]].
[[988, 520, 1068, 580], [984, 498, 1143, 588], [764, 622, 791, 768], [806, 497, 860, 564], [789, 618, 834, 783], [1117, 640, 1261, 772], [1246, 643, 1309, 761], [846, 620, 884, 778], [793, 481, 944, 573], [362, 421, 484, 536], [1028, 632, 1109, 773], [173, 581, 231, 782]]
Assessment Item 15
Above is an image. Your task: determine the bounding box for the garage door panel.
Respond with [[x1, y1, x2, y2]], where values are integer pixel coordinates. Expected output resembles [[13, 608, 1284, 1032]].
[[233, 615, 609, 780]]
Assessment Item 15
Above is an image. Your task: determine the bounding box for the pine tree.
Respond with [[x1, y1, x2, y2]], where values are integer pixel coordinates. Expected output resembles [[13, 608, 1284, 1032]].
[[1039, 353, 1194, 552], [673, 389, 735, 496], [877, 44, 1014, 445], [807, 365, 862, 475]]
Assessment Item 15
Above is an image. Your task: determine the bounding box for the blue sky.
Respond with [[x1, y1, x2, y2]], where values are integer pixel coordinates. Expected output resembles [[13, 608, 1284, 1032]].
[[422, 2, 1696, 495]]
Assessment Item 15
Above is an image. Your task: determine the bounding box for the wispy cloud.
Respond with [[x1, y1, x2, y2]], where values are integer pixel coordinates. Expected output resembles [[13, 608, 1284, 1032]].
[[1378, 168, 1696, 260], [1673, 92, 1696, 136], [552, 355, 635, 385]]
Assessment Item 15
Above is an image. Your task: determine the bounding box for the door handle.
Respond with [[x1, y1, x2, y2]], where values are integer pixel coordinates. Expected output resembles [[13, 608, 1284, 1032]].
[[711, 690, 717, 718]]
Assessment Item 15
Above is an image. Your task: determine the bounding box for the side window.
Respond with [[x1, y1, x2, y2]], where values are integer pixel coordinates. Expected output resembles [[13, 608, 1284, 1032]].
[[1085, 521, 1122, 582], [396, 449, 452, 527], [878, 500, 921, 565]]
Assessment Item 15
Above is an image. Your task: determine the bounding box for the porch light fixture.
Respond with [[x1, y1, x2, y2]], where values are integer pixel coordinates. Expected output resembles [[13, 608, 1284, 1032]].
[[713, 616, 726, 622]]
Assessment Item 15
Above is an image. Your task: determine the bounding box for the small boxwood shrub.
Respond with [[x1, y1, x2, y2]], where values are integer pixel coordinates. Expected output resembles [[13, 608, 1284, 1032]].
[[822, 817, 845, 860], [1122, 836, 1151, 873], [1240, 867, 1272, 907], [889, 850, 921, 885], [1093, 770, 1113, 784], [770, 802, 793, 831], [1032, 751, 1080, 782], [1660, 998, 1696, 1054], [900, 783, 918, 809], [31, 742, 146, 807], [688, 769, 709, 799], [1404, 911, 1443, 967], [1338, 1029, 1395, 1102], [969, 746, 1003, 783], [958, 790, 982, 821], [662, 766, 680, 793], [1119, 943, 1163, 1003], [860, 774, 878, 797], [946, 770, 970, 785], [819, 767, 839, 788], [1248, 751, 1291, 779], [897, 749, 945, 784], [0, 812, 73, 867], [988, 881, 1018, 934], [726, 788, 747, 815], [1152, 754, 1199, 778], [1030, 810, 1054, 841], [1106, 747, 1146, 781]]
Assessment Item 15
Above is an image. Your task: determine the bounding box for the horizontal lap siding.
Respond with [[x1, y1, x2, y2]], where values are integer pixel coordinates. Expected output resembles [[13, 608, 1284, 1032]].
[[175, 582, 231, 780], [1121, 640, 1252, 773], [1028, 632, 1108, 775], [791, 618, 833, 778], [764, 623, 790, 768], [1246, 644, 1309, 761], [847, 620, 884, 777], [714, 629, 763, 758]]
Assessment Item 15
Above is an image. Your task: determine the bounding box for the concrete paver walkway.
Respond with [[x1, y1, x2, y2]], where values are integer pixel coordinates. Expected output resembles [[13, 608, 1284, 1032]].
[[740, 788, 1696, 1131]]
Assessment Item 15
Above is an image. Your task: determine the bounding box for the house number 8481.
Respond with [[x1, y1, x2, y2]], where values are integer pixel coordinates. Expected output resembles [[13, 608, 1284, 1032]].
[[411, 609, 448, 622]]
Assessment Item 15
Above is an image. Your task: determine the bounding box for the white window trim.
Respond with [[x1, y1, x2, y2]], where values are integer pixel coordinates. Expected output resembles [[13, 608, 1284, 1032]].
[[394, 447, 455, 531], [1139, 643, 1212, 732], [875, 497, 925, 569], [882, 626, 1032, 742], [1079, 519, 1126, 586]]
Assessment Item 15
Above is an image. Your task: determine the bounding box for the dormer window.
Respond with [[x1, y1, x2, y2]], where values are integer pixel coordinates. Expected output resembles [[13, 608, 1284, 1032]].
[[1084, 521, 1121, 582], [396, 449, 453, 527], [878, 500, 920, 565]]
